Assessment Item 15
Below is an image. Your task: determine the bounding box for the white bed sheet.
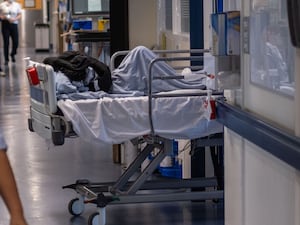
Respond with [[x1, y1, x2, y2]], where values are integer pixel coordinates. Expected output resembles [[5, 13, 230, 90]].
[[57, 95, 223, 145]]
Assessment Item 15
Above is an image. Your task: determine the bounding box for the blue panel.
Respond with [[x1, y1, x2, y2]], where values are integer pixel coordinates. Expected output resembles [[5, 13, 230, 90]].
[[190, 0, 205, 179], [216, 0, 223, 13], [30, 86, 44, 103], [216, 99, 300, 171], [190, 0, 204, 66]]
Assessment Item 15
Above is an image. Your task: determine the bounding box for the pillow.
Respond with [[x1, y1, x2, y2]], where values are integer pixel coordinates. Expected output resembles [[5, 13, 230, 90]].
[[55, 71, 77, 94]]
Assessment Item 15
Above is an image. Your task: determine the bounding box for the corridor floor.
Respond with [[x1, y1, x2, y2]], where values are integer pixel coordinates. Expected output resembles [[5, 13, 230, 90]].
[[0, 48, 224, 225]]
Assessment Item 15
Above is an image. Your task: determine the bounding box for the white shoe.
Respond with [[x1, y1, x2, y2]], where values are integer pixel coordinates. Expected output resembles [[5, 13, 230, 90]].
[[0, 71, 6, 76]]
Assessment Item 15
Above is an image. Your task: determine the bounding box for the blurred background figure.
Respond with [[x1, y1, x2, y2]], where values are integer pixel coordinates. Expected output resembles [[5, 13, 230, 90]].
[[0, 0, 22, 66]]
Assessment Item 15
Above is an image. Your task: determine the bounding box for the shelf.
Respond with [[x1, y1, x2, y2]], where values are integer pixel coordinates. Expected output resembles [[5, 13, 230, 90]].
[[69, 30, 110, 42]]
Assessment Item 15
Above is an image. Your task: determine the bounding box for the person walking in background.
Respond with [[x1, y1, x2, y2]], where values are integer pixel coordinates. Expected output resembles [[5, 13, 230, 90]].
[[0, 0, 22, 66], [0, 65, 5, 76], [0, 129, 28, 225]]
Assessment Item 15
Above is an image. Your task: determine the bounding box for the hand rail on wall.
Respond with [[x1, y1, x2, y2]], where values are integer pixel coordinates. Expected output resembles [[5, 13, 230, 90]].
[[216, 99, 300, 171]]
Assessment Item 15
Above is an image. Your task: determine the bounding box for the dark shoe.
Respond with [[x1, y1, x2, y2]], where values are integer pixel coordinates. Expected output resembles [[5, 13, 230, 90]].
[[4, 61, 8, 66], [11, 56, 15, 63]]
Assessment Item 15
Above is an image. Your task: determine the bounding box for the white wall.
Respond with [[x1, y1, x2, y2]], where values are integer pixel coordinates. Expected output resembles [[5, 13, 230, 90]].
[[163, 1, 212, 51], [225, 128, 300, 225], [224, 0, 300, 224], [128, 0, 157, 49], [129, 0, 211, 52], [204, 0, 213, 49]]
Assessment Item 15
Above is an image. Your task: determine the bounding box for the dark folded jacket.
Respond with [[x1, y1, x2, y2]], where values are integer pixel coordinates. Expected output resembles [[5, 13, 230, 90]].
[[43, 51, 112, 92]]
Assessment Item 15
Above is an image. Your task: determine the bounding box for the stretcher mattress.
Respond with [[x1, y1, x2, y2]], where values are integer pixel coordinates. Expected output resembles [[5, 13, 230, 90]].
[[57, 94, 223, 145]]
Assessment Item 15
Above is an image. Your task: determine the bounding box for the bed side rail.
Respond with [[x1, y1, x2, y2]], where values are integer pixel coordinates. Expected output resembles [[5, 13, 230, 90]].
[[110, 48, 208, 71], [25, 58, 70, 145], [25, 57, 57, 114], [146, 49, 221, 137]]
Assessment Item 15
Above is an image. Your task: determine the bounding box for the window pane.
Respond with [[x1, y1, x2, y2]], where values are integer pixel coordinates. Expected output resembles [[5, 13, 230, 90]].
[[181, 0, 190, 33], [165, 0, 173, 30], [250, 0, 295, 96]]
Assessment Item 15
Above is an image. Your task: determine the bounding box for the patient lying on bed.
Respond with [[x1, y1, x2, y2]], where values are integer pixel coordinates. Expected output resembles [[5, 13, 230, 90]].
[[111, 46, 207, 95], [44, 46, 207, 100]]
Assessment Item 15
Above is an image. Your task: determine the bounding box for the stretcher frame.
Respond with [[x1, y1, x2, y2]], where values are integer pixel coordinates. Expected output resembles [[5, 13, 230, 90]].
[[25, 49, 224, 225]]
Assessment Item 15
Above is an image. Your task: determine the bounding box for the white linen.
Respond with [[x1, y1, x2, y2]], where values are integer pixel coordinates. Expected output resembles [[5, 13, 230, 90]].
[[55, 46, 207, 100], [58, 96, 223, 145], [111, 46, 207, 95]]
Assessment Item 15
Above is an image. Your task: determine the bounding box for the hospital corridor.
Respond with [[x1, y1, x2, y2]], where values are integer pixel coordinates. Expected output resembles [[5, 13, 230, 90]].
[[0, 48, 224, 224], [1, 0, 300, 225]]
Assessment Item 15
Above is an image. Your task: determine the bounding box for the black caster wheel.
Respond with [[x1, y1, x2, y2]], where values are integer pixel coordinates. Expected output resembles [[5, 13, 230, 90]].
[[52, 131, 64, 145], [68, 198, 84, 216], [28, 118, 34, 132], [88, 212, 100, 225]]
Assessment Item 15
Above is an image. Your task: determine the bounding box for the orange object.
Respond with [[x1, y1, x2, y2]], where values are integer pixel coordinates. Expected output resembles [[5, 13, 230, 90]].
[[26, 67, 40, 85], [98, 19, 109, 31]]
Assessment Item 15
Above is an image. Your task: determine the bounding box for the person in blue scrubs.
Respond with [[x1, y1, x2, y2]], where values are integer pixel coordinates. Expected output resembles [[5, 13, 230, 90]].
[[0, 130, 28, 225]]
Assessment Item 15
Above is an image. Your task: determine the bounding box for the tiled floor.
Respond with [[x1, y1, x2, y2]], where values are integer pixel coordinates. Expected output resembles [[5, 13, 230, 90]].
[[0, 48, 224, 225]]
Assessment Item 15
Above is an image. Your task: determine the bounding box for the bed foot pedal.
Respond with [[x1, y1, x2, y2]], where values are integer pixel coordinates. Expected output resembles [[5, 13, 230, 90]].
[[62, 179, 91, 190], [88, 193, 119, 207]]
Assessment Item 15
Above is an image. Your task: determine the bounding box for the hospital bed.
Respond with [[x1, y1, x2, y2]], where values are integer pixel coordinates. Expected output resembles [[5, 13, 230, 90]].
[[25, 48, 224, 225]]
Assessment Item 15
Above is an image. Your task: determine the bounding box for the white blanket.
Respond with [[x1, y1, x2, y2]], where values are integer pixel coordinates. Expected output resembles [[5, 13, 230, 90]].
[[58, 95, 223, 145], [111, 46, 207, 95], [55, 46, 221, 144], [56, 46, 208, 100]]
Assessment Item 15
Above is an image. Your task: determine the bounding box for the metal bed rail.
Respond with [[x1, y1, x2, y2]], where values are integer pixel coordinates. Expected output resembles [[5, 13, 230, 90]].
[[110, 48, 210, 71], [111, 48, 216, 138], [147, 49, 218, 137]]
